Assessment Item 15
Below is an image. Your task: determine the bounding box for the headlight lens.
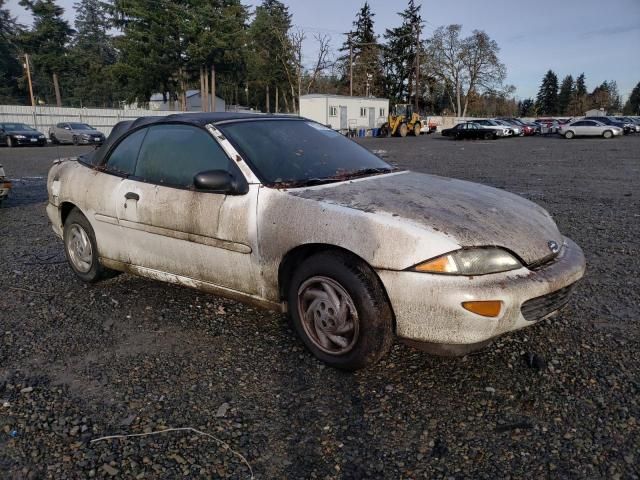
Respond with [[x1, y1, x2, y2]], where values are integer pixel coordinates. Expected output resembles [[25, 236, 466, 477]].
[[413, 248, 522, 275], [14, 135, 26, 139]]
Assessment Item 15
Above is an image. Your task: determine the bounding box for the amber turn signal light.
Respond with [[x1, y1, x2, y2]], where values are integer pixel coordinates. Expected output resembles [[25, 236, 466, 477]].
[[462, 300, 502, 317]]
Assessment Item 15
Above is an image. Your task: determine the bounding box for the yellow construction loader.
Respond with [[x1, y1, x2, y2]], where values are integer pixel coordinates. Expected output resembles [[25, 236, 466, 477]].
[[379, 104, 422, 137]]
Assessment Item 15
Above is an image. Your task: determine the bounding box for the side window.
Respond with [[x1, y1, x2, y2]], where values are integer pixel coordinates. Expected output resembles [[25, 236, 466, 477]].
[[360, 107, 367, 117], [329, 106, 337, 117], [134, 124, 230, 188], [379, 108, 385, 117], [105, 128, 147, 176]]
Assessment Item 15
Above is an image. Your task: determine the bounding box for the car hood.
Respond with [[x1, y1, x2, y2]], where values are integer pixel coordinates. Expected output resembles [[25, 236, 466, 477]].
[[289, 171, 563, 266], [7, 130, 42, 135]]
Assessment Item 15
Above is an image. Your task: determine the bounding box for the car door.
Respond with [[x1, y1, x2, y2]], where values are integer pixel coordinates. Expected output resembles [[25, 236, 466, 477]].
[[88, 127, 149, 265], [115, 123, 260, 295], [570, 121, 587, 136]]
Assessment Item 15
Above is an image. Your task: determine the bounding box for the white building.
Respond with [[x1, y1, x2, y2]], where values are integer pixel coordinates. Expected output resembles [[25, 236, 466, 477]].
[[299, 94, 389, 131], [149, 90, 226, 112]]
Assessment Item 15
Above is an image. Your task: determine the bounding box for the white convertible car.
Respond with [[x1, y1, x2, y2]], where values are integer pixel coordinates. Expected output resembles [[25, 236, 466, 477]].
[[47, 113, 586, 369]]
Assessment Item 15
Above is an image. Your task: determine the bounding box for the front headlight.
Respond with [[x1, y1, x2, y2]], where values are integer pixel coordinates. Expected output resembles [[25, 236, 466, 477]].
[[412, 248, 522, 275], [39, 135, 45, 139], [14, 135, 26, 139], [82, 133, 91, 138]]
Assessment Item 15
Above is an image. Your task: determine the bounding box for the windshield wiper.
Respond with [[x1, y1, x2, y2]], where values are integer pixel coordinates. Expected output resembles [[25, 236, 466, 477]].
[[275, 167, 395, 189]]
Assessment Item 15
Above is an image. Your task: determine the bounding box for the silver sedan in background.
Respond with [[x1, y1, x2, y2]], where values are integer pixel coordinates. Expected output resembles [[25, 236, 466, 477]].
[[49, 122, 106, 145], [559, 119, 623, 139]]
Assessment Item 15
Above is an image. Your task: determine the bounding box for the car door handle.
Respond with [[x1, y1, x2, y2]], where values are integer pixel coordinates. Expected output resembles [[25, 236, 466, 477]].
[[125, 192, 139, 201]]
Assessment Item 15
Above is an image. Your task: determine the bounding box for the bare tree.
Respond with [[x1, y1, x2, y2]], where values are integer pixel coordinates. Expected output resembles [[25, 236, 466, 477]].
[[427, 25, 506, 117], [277, 28, 333, 113]]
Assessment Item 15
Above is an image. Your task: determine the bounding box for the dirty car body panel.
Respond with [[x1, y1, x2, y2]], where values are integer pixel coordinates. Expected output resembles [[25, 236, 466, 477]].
[[47, 113, 586, 357]]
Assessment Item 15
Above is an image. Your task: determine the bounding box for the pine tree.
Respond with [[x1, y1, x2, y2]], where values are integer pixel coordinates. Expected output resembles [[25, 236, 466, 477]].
[[535, 70, 559, 115], [247, 0, 293, 112], [339, 2, 383, 97], [557, 75, 574, 115], [567, 73, 588, 115], [0, 0, 25, 103], [18, 0, 74, 106], [575, 73, 587, 97], [623, 81, 640, 115], [68, 0, 119, 106], [518, 98, 535, 117], [383, 0, 422, 104]]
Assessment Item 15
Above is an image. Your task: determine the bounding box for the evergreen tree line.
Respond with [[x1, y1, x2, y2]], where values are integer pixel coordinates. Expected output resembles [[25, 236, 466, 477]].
[[519, 70, 640, 117], [2, 0, 637, 116]]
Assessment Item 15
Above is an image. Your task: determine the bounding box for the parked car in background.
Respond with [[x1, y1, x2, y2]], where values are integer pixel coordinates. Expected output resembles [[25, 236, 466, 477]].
[[535, 118, 560, 134], [49, 122, 106, 145], [0, 164, 11, 205], [559, 119, 623, 139], [613, 117, 640, 133], [583, 116, 629, 134], [0, 122, 47, 147], [498, 118, 536, 136], [493, 119, 522, 136], [47, 113, 585, 369], [473, 119, 511, 136], [442, 122, 500, 139]]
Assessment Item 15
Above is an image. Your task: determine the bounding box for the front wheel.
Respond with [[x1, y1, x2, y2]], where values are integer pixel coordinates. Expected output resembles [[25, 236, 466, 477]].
[[7, 136, 14, 148], [72, 135, 79, 146], [602, 130, 613, 139], [483, 131, 494, 140], [287, 252, 394, 370], [397, 123, 408, 137], [63, 208, 117, 282], [564, 131, 575, 139], [413, 123, 421, 136]]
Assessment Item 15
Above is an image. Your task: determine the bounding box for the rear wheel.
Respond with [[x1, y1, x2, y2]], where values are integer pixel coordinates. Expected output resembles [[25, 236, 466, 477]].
[[287, 252, 394, 370], [63, 208, 118, 282], [564, 131, 575, 139], [397, 123, 408, 137], [483, 131, 494, 140], [50, 134, 58, 144], [379, 124, 391, 137], [602, 130, 613, 139], [72, 135, 79, 146]]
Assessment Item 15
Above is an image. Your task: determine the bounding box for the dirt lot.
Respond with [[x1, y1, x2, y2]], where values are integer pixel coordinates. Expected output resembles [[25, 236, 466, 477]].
[[1, 134, 638, 479]]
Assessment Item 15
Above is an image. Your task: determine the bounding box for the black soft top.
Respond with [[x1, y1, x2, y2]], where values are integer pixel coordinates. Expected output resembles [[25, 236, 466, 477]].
[[82, 112, 299, 166]]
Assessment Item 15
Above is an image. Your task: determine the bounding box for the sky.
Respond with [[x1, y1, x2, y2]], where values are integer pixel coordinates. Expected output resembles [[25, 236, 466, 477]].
[[6, 0, 640, 100]]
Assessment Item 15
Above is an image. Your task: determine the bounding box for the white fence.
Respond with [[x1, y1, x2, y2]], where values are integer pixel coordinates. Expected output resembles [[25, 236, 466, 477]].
[[0, 105, 167, 137]]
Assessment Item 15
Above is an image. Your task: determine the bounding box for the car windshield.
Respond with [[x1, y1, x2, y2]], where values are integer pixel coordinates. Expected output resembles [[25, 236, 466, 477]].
[[68, 123, 94, 130], [219, 119, 394, 187], [2, 123, 35, 131]]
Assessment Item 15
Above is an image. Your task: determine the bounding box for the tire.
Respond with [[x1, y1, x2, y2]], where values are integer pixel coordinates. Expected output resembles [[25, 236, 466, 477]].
[[379, 124, 391, 137], [397, 123, 408, 137], [287, 251, 394, 370], [413, 123, 421, 136], [7, 136, 14, 148], [602, 130, 613, 139], [72, 135, 79, 146], [483, 131, 493, 140], [564, 131, 575, 139], [63, 208, 117, 283], [50, 134, 58, 144]]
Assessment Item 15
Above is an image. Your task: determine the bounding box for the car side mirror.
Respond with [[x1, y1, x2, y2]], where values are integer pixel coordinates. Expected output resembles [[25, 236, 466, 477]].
[[193, 169, 248, 195]]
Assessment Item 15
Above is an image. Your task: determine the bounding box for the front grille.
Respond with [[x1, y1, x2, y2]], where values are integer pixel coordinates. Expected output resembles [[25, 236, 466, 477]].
[[521, 284, 576, 321]]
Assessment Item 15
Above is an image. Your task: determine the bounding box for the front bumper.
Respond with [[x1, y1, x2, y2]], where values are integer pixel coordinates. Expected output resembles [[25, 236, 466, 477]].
[[47, 202, 63, 238], [79, 136, 104, 145], [377, 237, 586, 347], [11, 137, 46, 146]]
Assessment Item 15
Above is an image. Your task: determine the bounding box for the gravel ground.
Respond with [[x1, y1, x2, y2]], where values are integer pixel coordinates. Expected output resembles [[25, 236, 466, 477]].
[[1, 135, 638, 479]]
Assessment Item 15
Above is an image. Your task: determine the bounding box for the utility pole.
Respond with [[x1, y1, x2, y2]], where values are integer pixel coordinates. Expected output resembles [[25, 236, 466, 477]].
[[349, 32, 353, 97], [24, 54, 35, 107], [415, 23, 420, 112], [210, 65, 216, 112], [52, 72, 62, 107]]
